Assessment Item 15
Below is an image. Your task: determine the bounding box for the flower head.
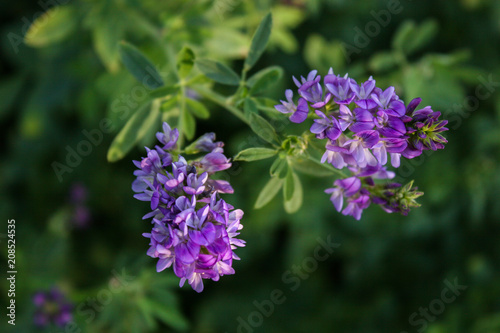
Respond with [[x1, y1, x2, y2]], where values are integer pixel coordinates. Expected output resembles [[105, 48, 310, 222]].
[[133, 123, 244, 292], [278, 69, 448, 219]]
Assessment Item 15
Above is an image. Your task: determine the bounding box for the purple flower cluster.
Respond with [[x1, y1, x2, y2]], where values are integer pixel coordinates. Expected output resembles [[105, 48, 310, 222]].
[[133, 122, 245, 292], [276, 69, 448, 219], [33, 288, 73, 328]]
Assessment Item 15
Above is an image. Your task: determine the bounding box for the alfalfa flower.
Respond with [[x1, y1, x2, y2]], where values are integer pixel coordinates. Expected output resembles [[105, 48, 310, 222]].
[[277, 69, 448, 219], [133, 122, 245, 292]]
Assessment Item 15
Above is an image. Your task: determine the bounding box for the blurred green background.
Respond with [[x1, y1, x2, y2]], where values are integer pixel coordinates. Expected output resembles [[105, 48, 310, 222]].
[[1, 0, 500, 332]]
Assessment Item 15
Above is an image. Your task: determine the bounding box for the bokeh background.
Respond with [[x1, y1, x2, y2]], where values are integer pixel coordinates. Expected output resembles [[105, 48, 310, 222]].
[[1, 0, 500, 332]]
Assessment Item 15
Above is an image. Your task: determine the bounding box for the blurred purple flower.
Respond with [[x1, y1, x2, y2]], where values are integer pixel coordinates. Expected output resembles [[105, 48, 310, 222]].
[[33, 288, 73, 328]]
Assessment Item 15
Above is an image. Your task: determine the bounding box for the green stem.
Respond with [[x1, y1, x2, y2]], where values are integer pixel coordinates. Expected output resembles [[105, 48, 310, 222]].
[[191, 85, 249, 125], [234, 67, 248, 99]]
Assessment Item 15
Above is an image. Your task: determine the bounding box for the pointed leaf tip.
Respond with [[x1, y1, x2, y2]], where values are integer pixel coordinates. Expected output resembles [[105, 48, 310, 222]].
[[195, 59, 240, 86], [119, 41, 164, 89], [244, 13, 273, 70]]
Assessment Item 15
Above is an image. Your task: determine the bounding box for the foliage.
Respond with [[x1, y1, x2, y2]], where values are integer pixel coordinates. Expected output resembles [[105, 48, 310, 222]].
[[1, 0, 500, 332]]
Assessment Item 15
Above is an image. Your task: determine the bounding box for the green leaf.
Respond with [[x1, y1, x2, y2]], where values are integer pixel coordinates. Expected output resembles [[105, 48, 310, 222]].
[[283, 165, 294, 201], [25, 5, 77, 47], [177, 46, 195, 79], [244, 13, 273, 70], [186, 98, 209, 119], [247, 66, 283, 95], [255, 176, 284, 209], [254, 97, 278, 109], [137, 298, 158, 330], [254, 97, 283, 119], [93, 19, 123, 72], [244, 97, 258, 119], [249, 112, 279, 144], [291, 158, 333, 177], [181, 108, 196, 140], [161, 94, 179, 112], [392, 21, 416, 54], [270, 156, 287, 178], [149, 85, 179, 98], [391, 19, 438, 57], [407, 20, 438, 55], [284, 171, 303, 213], [206, 27, 250, 59], [235, 147, 278, 161], [195, 59, 240, 86], [119, 41, 164, 89], [107, 102, 152, 162]]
